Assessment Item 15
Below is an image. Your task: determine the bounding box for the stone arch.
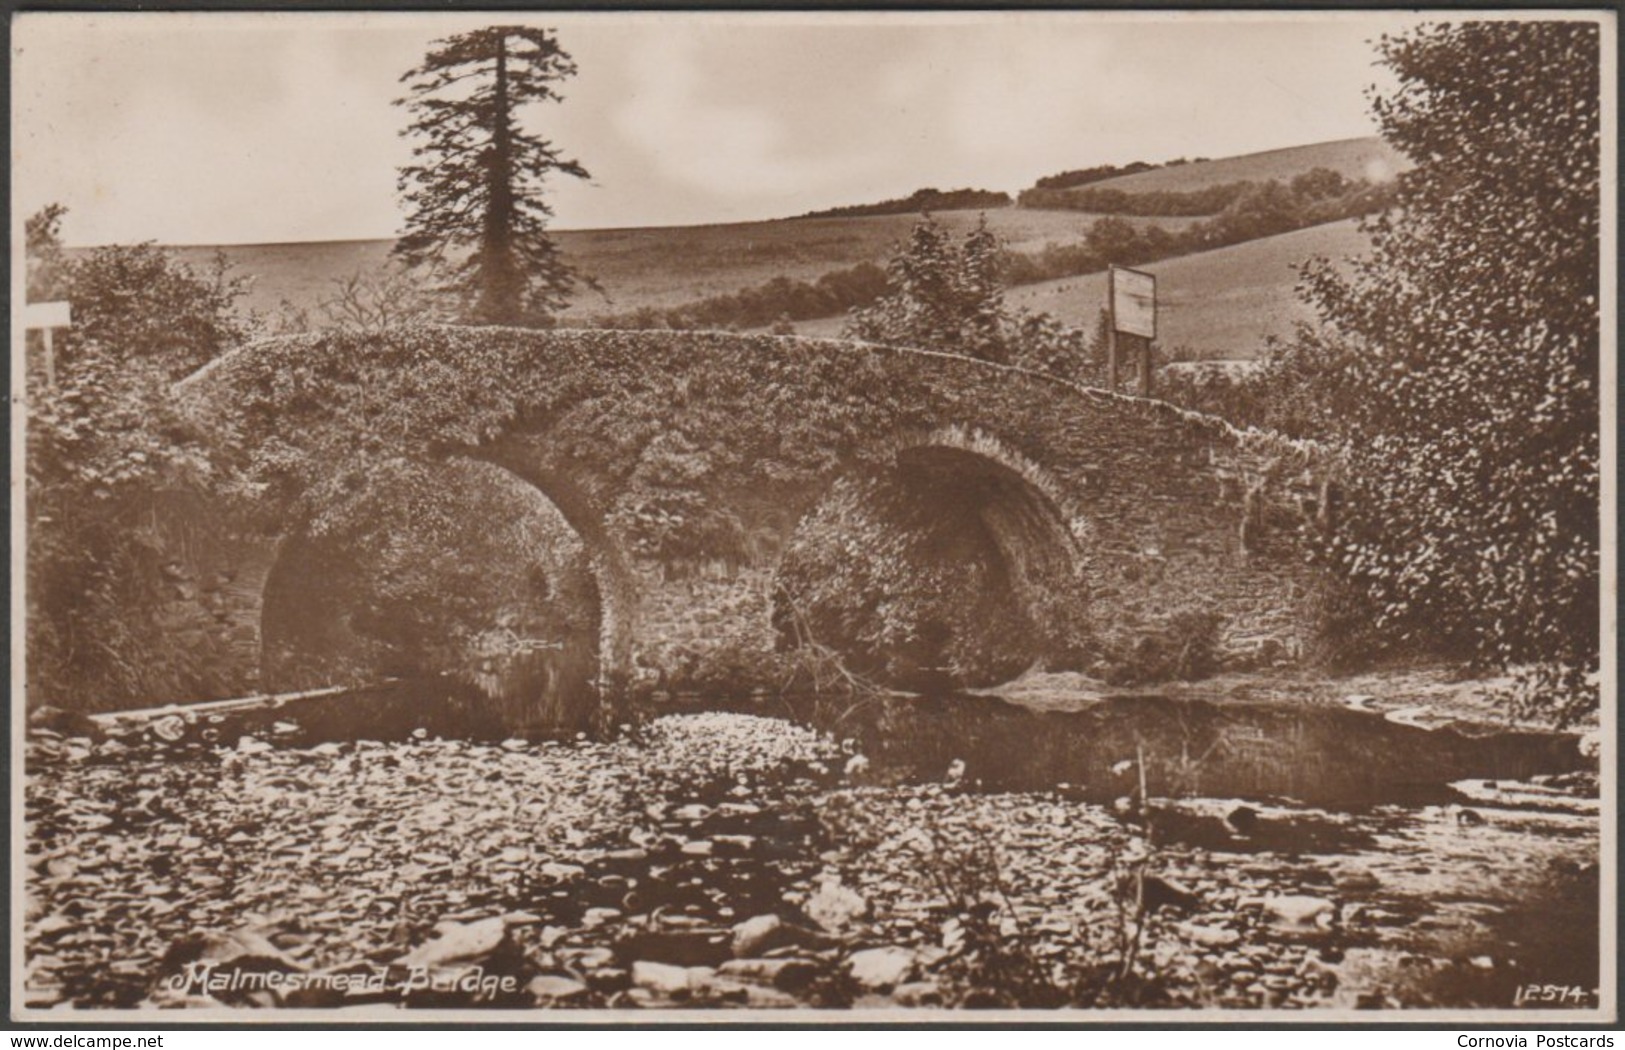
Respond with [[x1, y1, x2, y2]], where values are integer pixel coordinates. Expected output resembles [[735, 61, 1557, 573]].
[[466, 447, 638, 689], [771, 426, 1091, 691], [257, 456, 634, 716]]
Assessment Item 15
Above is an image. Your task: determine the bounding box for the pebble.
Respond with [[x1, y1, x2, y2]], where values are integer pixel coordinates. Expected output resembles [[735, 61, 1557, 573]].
[[527, 975, 589, 1004], [631, 960, 710, 995]]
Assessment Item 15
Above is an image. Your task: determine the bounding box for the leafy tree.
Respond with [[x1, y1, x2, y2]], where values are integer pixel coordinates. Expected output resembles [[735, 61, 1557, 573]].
[[25, 203, 68, 302], [65, 244, 254, 380], [24, 207, 252, 710], [846, 214, 1098, 377], [1293, 21, 1601, 723], [394, 25, 590, 326], [24, 205, 251, 381], [845, 215, 1014, 363]]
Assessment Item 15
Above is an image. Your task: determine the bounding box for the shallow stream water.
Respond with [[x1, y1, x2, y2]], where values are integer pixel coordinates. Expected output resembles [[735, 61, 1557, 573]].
[[26, 673, 1600, 1011]]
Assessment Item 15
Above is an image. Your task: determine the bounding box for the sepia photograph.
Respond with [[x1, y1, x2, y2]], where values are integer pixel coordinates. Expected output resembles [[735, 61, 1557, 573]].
[[8, 9, 1615, 1023]]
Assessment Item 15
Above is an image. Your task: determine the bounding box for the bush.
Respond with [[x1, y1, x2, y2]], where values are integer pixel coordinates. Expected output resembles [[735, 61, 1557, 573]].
[[25, 207, 252, 710], [843, 214, 1097, 380], [1299, 573, 1406, 673]]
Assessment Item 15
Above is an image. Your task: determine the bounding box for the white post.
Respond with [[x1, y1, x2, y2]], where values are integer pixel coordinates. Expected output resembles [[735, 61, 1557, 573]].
[[24, 300, 72, 387]]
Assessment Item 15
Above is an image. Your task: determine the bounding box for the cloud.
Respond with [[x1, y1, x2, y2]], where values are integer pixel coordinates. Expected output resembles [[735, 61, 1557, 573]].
[[612, 31, 871, 202]]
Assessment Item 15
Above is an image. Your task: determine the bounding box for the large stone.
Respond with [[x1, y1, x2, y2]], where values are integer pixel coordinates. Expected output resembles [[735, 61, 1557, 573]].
[[718, 957, 820, 991], [730, 914, 807, 958], [528, 974, 590, 1005], [892, 981, 943, 1007], [161, 927, 305, 976], [744, 985, 802, 1009], [846, 946, 916, 991], [631, 960, 713, 996], [538, 862, 586, 883], [1138, 874, 1201, 913], [1257, 895, 1336, 928], [1176, 921, 1241, 949], [804, 880, 868, 933], [398, 917, 507, 968]]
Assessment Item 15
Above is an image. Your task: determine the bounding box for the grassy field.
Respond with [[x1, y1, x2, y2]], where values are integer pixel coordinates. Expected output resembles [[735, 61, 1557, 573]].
[[791, 218, 1371, 360], [161, 207, 1184, 325], [137, 138, 1385, 351], [1080, 136, 1407, 195]]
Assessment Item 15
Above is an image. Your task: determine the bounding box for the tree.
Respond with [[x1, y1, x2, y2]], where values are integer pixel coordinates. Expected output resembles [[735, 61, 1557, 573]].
[[64, 244, 254, 380], [847, 214, 1097, 378], [25, 203, 68, 302], [1293, 21, 1600, 724], [394, 26, 590, 326], [845, 215, 1013, 363], [24, 207, 252, 710]]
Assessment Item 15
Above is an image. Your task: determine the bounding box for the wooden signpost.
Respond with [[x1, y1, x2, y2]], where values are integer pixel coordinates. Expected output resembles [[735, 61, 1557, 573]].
[[24, 300, 72, 387], [1106, 266, 1156, 395]]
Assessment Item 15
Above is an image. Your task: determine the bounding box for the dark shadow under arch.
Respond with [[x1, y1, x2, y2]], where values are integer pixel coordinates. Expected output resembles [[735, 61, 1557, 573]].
[[771, 437, 1089, 691], [258, 457, 629, 734]]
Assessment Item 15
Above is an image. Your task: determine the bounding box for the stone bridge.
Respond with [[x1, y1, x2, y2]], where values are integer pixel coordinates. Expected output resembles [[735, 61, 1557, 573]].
[[171, 327, 1328, 709]]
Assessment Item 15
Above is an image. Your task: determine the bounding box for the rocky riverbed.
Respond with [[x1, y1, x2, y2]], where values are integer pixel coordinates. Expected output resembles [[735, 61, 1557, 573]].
[[22, 708, 1600, 1013]]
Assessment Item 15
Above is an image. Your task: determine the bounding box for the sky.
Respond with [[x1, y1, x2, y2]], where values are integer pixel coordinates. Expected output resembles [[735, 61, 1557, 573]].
[[12, 11, 1439, 247]]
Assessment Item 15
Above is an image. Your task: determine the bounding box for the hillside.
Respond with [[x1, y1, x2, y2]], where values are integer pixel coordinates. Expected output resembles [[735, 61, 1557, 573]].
[[1077, 136, 1407, 195], [157, 208, 1184, 325], [792, 218, 1372, 360], [127, 138, 1388, 353]]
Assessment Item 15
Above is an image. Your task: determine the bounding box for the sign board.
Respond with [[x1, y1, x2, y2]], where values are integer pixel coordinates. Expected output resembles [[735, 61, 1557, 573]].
[[1110, 267, 1156, 339], [24, 301, 72, 329]]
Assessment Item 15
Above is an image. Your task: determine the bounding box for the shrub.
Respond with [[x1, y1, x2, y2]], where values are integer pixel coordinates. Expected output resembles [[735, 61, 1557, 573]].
[[25, 207, 252, 710]]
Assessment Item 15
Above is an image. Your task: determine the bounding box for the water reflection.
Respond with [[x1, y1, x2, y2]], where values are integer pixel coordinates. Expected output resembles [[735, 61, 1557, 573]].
[[216, 677, 1583, 811], [768, 692, 1584, 807], [461, 633, 600, 735]]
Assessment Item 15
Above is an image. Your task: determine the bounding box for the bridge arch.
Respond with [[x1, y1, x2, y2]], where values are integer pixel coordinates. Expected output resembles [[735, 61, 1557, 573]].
[[255, 456, 632, 731], [772, 426, 1092, 691]]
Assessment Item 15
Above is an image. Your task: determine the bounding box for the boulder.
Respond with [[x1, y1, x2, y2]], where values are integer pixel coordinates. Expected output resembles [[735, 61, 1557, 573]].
[[892, 980, 943, 1007], [1258, 895, 1336, 928], [528, 974, 590, 1005], [730, 914, 813, 958], [718, 957, 820, 991], [631, 960, 712, 996], [805, 880, 868, 933], [398, 917, 507, 969], [161, 927, 305, 976], [1176, 921, 1240, 949], [846, 946, 916, 991]]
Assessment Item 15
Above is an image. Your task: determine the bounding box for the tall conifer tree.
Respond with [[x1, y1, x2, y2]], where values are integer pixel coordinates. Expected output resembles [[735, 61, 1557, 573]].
[[394, 26, 589, 325]]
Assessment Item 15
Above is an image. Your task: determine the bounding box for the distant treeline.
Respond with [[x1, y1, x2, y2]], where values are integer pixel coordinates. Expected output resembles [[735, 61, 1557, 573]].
[[1029, 156, 1209, 192], [589, 263, 891, 332], [588, 172, 1394, 333], [1019, 167, 1365, 217], [794, 187, 1011, 220], [1032, 160, 1157, 191], [1004, 173, 1396, 285]]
